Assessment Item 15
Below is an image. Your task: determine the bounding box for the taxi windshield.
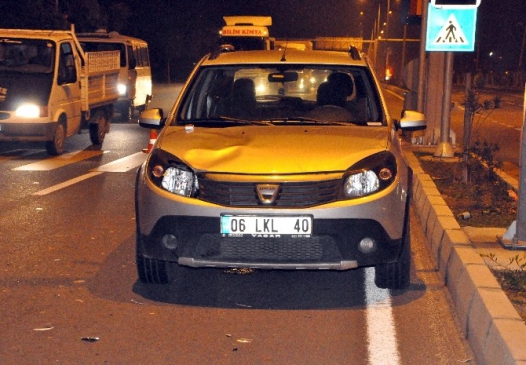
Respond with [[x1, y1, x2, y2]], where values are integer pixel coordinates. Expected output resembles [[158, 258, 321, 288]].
[[177, 64, 384, 126]]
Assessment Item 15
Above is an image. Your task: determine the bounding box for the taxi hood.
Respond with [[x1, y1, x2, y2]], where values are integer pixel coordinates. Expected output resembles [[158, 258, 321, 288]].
[[157, 125, 390, 174]]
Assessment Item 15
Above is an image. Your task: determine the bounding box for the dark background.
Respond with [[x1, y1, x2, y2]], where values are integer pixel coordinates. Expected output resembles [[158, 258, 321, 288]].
[[1, 0, 524, 85]]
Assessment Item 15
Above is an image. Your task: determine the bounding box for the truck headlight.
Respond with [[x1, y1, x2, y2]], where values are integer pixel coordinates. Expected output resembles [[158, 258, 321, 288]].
[[343, 151, 397, 198], [15, 104, 41, 118], [117, 83, 127, 96], [147, 149, 198, 197]]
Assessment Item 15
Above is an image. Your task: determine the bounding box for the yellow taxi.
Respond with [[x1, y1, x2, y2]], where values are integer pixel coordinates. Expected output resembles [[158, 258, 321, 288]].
[[136, 46, 426, 289]]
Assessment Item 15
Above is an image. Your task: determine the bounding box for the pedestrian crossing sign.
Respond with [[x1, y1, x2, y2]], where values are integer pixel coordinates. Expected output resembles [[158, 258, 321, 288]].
[[425, 3, 477, 52]]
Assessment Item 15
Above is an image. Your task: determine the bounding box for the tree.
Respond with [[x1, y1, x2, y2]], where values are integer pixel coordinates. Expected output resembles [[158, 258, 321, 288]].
[[0, 0, 68, 30]]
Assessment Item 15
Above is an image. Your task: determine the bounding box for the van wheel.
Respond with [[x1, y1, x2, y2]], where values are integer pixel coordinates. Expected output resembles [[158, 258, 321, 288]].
[[136, 253, 173, 284], [89, 111, 107, 145], [120, 102, 133, 122], [45, 121, 66, 155], [375, 213, 411, 290]]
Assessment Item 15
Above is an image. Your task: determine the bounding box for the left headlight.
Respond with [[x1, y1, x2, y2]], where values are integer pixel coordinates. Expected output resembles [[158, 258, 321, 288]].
[[15, 103, 41, 118], [117, 83, 127, 96], [343, 151, 397, 198], [147, 149, 198, 197]]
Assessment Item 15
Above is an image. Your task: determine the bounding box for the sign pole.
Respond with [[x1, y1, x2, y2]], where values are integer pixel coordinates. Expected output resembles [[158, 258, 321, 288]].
[[501, 84, 526, 249], [434, 51, 455, 157]]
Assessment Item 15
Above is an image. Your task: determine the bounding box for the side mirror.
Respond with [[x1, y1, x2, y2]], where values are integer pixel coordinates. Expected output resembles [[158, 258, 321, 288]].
[[396, 110, 426, 131], [138, 108, 165, 129]]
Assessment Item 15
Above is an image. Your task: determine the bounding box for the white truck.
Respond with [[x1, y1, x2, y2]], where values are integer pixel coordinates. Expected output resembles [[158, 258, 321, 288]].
[[0, 28, 120, 155]]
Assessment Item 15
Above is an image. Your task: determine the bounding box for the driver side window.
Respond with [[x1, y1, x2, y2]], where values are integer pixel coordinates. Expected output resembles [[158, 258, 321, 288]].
[[57, 42, 77, 85]]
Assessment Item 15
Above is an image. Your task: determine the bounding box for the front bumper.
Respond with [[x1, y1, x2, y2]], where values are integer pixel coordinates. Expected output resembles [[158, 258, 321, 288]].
[[135, 167, 408, 270], [0, 119, 55, 141], [137, 215, 402, 270]]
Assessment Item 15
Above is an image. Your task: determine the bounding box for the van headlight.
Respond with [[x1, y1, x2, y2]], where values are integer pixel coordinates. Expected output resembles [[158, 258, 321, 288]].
[[147, 149, 198, 197], [15, 103, 41, 118], [117, 83, 127, 96], [343, 151, 397, 198]]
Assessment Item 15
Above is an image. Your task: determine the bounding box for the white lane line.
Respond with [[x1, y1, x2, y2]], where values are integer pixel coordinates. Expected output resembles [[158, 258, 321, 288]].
[[365, 267, 400, 365], [31, 152, 146, 196], [13, 150, 107, 171], [90, 152, 145, 172], [32, 171, 104, 196]]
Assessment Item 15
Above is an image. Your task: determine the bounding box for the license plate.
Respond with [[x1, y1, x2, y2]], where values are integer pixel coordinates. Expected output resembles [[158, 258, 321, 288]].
[[220, 215, 312, 237]]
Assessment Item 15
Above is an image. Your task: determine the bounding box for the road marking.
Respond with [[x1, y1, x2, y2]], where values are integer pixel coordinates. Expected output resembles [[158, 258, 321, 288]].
[[365, 267, 400, 365], [31, 151, 146, 196], [91, 152, 145, 172], [32, 171, 104, 196], [13, 150, 107, 171]]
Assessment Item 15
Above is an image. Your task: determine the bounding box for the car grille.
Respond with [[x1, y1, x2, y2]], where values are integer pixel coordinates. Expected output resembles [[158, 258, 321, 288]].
[[195, 234, 342, 263], [198, 179, 341, 207]]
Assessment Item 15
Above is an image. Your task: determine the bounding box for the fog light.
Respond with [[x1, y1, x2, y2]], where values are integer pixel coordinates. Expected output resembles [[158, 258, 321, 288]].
[[358, 237, 376, 254], [161, 234, 178, 250]]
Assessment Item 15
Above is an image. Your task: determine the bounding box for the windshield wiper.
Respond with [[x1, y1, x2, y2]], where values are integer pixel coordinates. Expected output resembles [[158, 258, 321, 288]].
[[266, 117, 355, 126], [215, 116, 273, 125], [180, 117, 272, 126]]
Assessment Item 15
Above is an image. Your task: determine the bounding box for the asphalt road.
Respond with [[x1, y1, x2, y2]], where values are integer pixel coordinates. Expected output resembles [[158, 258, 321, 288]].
[[0, 84, 475, 364]]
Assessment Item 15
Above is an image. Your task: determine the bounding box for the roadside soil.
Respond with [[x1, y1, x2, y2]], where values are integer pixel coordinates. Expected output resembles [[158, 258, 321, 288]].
[[416, 152, 526, 322]]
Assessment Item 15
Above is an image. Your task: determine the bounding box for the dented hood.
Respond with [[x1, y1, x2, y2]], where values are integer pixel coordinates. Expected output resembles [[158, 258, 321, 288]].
[[157, 125, 389, 174]]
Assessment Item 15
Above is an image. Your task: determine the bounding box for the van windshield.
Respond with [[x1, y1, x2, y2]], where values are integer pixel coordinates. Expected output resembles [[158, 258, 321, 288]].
[[0, 39, 55, 74]]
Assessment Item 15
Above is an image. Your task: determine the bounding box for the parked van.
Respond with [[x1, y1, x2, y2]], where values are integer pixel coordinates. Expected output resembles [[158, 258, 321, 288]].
[[78, 31, 152, 120]]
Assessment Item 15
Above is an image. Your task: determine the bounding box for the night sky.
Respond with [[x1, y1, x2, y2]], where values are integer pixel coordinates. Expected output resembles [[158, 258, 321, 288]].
[[108, 0, 524, 73]]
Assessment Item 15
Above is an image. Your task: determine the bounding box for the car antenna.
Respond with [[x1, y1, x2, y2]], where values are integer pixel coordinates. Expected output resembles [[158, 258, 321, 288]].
[[280, 42, 288, 62]]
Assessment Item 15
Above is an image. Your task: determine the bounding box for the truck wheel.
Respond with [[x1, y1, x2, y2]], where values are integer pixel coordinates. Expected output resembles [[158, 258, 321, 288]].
[[136, 253, 173, 284], [375, 213, 411, 290], [89, 111, 107, 145], [45, 121, 66, 155]]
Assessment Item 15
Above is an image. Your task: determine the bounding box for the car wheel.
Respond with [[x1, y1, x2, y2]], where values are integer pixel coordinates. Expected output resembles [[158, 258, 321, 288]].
[[375, 212, 411, 290], [45, 120, 66, 155], [136, 253, 173, 284], [89, 111, 107, 145]]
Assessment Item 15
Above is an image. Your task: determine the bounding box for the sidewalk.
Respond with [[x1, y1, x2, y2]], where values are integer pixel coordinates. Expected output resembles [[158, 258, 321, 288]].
[[404, 143, 526, 365]]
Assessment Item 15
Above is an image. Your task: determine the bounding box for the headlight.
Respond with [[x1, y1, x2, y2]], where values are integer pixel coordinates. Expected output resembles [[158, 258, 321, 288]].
[[147, 149, 198, 197], [117, 83, 127, 96], [15, 103, 41, 118], [343, 151, 397, 198]]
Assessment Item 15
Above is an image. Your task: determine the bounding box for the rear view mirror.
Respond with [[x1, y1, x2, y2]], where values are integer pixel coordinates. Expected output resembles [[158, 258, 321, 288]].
[[268, 72, 298, 83], [397, 110, 426, 131], [138, 108, 165, 129]]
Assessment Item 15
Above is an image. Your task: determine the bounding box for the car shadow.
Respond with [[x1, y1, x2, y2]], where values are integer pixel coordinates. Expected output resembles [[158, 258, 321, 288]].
[[87, 234, 426, 310]]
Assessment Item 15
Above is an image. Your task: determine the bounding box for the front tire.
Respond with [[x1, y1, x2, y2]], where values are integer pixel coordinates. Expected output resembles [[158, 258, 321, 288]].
[[89, 111, 108, 145], [375, 213, 411, 290], [120, 101, 133, 122], [136, 253, 172, 284], [45, 121, 66, 155]]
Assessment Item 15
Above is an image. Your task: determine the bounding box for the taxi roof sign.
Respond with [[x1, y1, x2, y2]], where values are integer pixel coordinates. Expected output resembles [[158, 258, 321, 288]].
[[223, 16, 272, 27], [221, 26, 269, 37], [432, 0, 481, 8]]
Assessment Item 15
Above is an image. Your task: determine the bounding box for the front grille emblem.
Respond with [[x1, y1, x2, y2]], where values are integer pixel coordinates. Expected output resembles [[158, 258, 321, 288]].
[[256, 184, 280, 205]]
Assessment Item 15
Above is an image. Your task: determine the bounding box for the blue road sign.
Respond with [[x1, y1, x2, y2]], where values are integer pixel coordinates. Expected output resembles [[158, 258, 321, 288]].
[[426, 4, 477, 52]]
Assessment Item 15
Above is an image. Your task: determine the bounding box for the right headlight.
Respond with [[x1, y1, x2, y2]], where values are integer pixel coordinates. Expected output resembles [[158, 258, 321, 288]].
[[343, 151, 397, 198], [147, 149, 198, 197]]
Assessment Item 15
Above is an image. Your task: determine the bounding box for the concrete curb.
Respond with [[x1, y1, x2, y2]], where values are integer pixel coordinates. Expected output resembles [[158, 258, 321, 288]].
[[403, 146, 526, 365]]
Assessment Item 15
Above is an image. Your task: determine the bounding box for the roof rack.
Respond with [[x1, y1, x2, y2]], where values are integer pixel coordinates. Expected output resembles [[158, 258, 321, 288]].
[[209, 44, 235, 60], [348, 46, 361, 61]]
